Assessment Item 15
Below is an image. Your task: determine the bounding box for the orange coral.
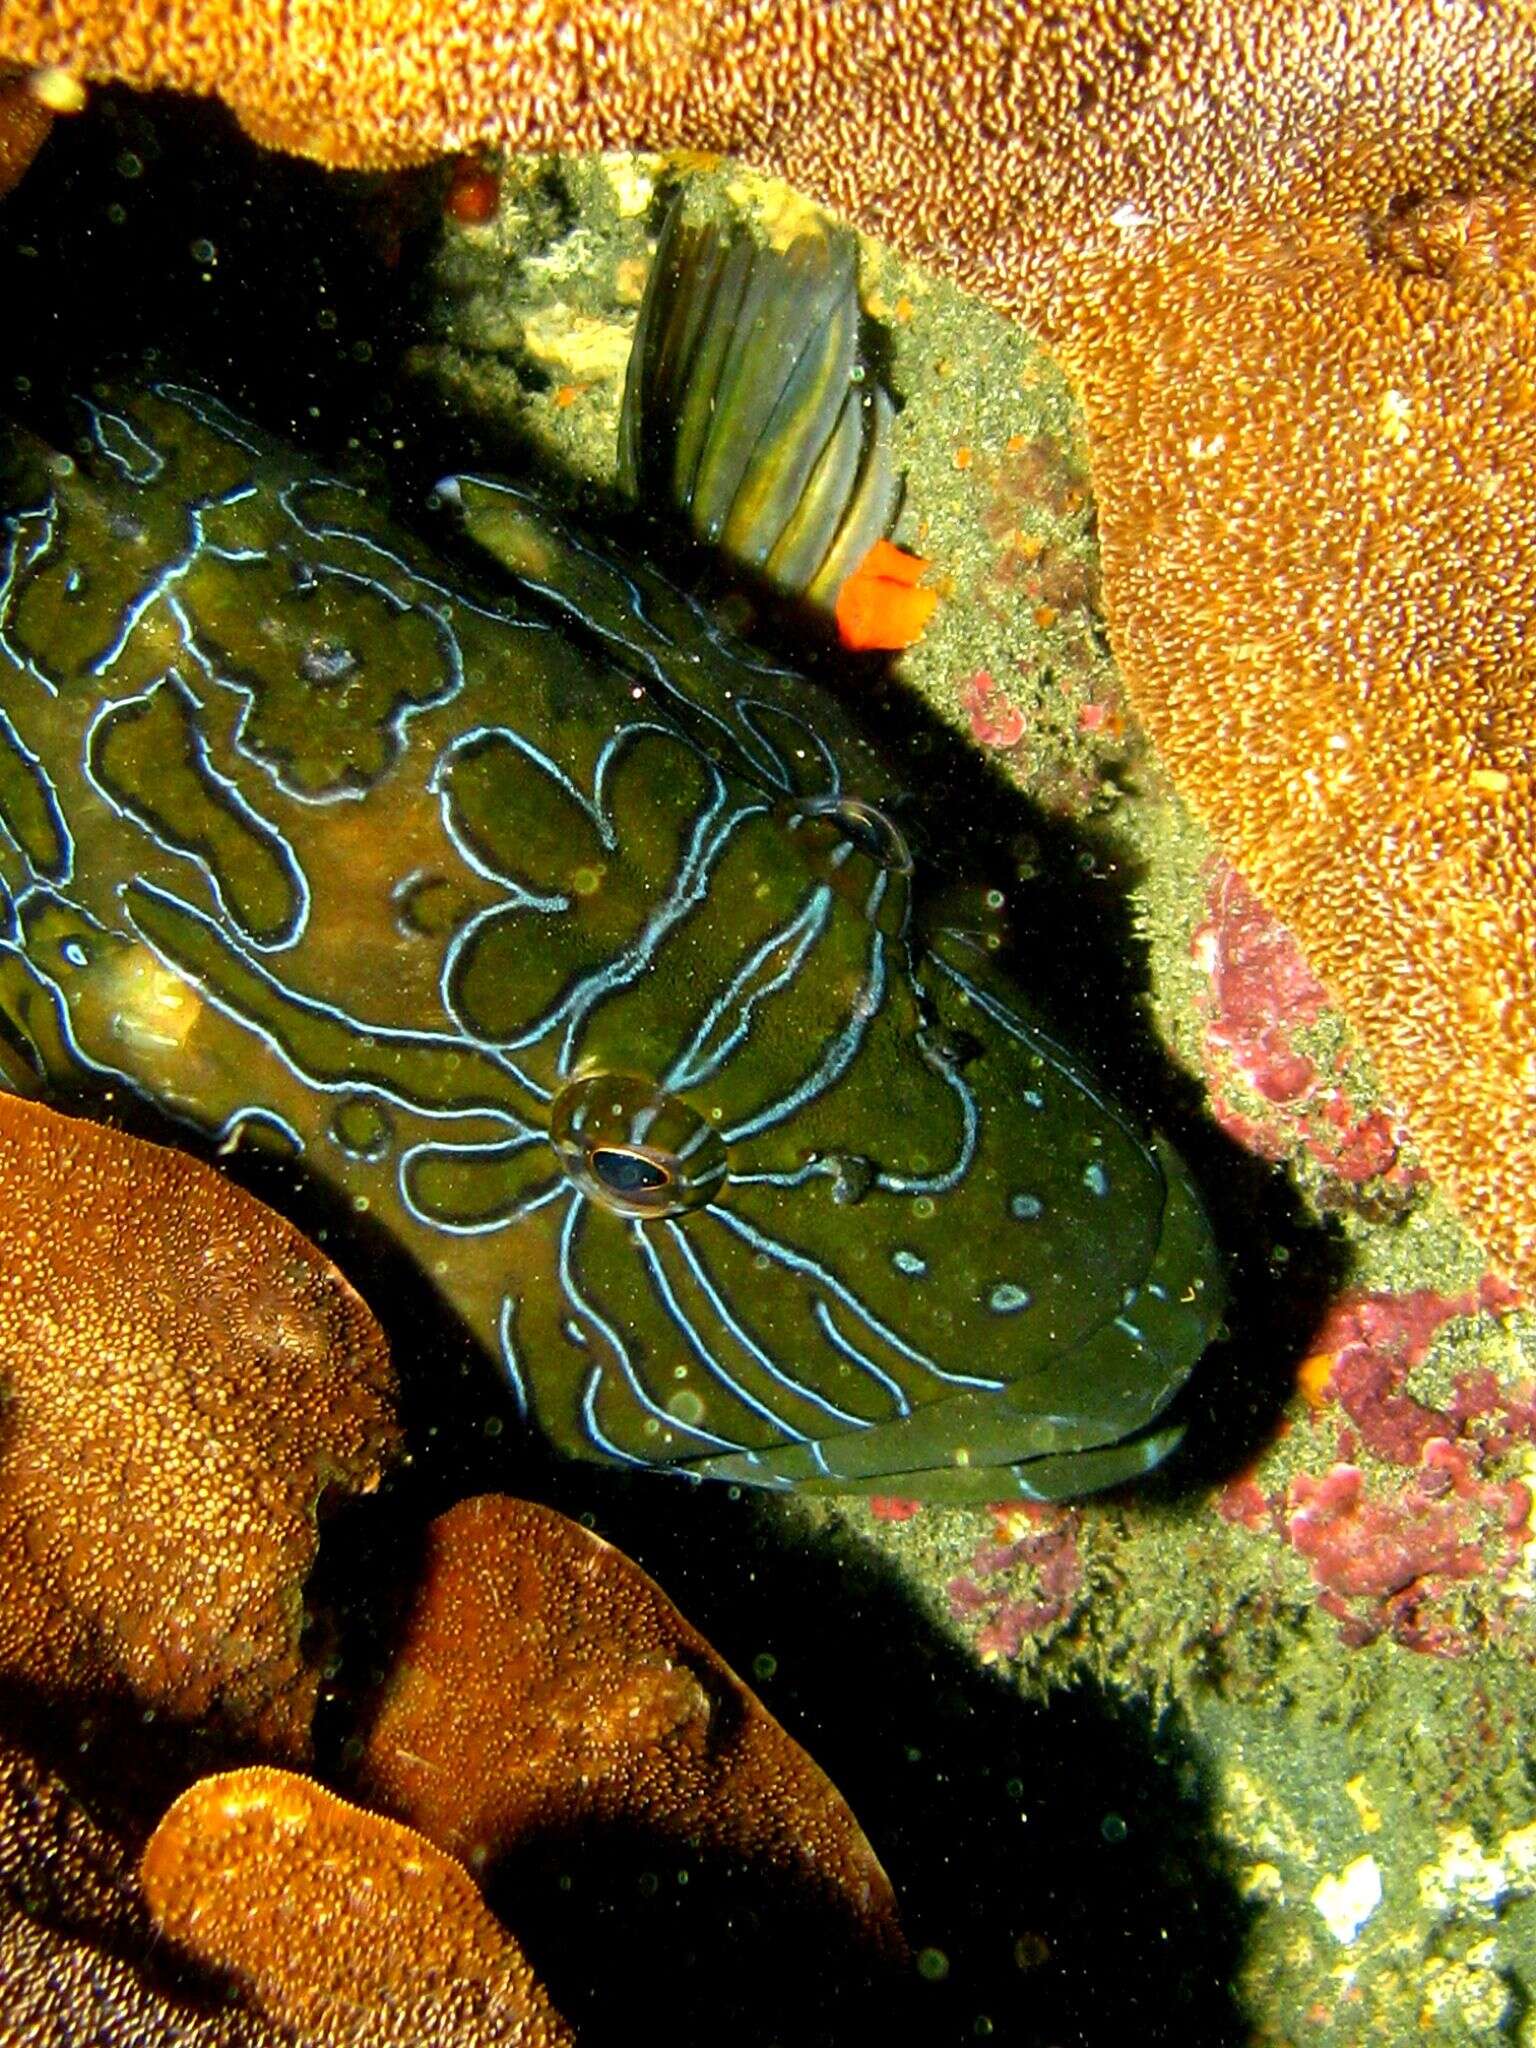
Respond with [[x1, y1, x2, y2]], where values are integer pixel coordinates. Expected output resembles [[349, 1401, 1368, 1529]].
[[0, 1093, 399, 1752], [0, 1, 1532, 1275], [0, 1097, 891, 2034], [0, 1729, 270, 2044], [1066, 189, 1536, 1281], [359, 1494, 901, 1946], [142, 1768, 573, 2046], [835, 538, 937, 652]]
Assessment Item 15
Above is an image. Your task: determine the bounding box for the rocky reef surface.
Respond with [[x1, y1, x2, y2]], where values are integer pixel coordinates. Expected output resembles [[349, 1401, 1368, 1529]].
[[4, 99, 1535, 2044]]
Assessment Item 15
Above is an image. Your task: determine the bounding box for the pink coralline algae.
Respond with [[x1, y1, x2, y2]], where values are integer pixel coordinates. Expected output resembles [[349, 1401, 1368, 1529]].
[[1218, 1280, 1534, 1654], [947, 1504, 1084, 1662], [1076, 699, 1120, 736], [959, 670, 1027, 751], [1192, 861, 1412, 1191]]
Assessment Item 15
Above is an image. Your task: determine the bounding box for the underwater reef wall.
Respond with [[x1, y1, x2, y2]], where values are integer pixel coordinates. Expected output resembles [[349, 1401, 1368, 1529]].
[[1, 82, 1536, 2043]]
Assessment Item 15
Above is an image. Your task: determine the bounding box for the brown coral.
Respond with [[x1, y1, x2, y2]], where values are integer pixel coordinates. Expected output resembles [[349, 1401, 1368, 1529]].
[[0, 72, 51, 196], [3, 0, 1532, 1277], [0, 1727, 272, 2044], [141, 1768, 573, 2046], [0, 1093, 399, 1751], [0, 1099, 890, 2037], [360, 1494, 901, 1946], [1066, 188, 1536, 1281]]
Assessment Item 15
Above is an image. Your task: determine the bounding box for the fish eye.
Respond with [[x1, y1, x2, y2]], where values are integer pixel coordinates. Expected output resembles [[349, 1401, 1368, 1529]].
[[550, 1074, 728, 1217], [791, 795, 913, 874], [589, 1146, 672, 1196]]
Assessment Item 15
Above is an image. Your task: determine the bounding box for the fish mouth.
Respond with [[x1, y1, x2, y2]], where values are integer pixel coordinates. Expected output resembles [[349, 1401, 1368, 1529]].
[[688, 1136, 1225, 1505]]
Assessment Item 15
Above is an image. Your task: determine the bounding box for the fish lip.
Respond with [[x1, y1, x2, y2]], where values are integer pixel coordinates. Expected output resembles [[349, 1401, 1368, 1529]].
[[673, 1132, 1225, 1502], [1043, 1130, 1226, 1438]]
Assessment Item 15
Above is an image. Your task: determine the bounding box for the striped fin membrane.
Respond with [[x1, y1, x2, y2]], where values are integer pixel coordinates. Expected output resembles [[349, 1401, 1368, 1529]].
[[618, 201, 901, 605]]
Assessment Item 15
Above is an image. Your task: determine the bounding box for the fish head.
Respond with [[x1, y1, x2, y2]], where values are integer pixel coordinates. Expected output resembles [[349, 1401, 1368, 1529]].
[[501, 768, 1223, 1503]]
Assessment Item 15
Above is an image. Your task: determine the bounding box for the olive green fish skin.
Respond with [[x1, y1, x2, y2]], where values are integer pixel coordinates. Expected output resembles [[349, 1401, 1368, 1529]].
[[0, 386, 1221, 1501]]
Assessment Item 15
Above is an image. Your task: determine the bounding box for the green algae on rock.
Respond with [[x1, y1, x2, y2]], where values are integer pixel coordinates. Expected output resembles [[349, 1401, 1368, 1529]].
[[0, 214, 1219, 1503]]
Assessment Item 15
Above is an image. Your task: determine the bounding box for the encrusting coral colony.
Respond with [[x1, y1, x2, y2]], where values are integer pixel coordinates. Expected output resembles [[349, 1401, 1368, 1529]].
[[3, 2, 1536, 2041]]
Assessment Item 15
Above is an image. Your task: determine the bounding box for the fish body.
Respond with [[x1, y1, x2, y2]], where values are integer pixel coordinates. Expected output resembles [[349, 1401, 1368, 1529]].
[[0, 233, 1221, 1503]]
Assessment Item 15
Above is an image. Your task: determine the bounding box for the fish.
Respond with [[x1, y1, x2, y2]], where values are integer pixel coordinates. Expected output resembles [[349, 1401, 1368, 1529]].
[[0, 204, 1222, 1504]]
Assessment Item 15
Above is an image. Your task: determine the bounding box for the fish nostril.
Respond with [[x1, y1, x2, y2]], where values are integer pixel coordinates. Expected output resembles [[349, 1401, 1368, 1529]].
[[916, 1021, 982, 1073], [789, 795, 913, 874]]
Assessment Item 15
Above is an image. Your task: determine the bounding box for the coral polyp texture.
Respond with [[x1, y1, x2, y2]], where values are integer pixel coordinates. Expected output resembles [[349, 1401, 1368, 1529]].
[[0, 1090, 900, 2040], [360, 1495, 902, 1948], [141, 1770, 574, 2047], [2, 0, 1534, 1278], [0, 1092, 399, 1751], [0, 1730, 265, 2045]]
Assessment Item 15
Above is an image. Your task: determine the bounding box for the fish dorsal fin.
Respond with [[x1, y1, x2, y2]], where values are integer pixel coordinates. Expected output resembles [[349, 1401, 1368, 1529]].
[[437, 196, 913, 803], [618, 199, 900, 604]]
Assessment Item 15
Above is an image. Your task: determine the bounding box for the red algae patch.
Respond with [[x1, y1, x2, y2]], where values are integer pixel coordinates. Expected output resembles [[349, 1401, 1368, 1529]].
[[947, 1503, 1085, 1664], [444, 155, 499, 225], [959, 669, 1027, 751], [869, 1495, 923, 1522], [1220, 1280, 1535, 1655], [1193, 861, 1413, 1196]]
